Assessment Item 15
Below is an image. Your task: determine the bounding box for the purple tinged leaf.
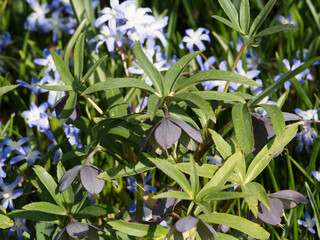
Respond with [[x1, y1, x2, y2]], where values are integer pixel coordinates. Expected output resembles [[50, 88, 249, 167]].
[[197, 220, 218, 239], [66, 222, 89, 239], [169, 117, 203, 143], [152, 189, 179, 221], [54, 95, 69, 118], [269, 190, 308, 209], [179, 131, 198, 151], [59, 165, 82, 193], [175, 216, 199, 232], [80, 165, 105, 195], [139, 120, 162, 153], [258, 198, 284, 226], [53, 227, 67, 240], [65, 102, 80, 125], [154, 119, 181, 150], [282, 112, 302, 121]]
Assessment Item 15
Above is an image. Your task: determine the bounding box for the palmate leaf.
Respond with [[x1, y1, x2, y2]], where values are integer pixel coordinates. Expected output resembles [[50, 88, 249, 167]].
[[108, 220, 168, 238], [248, 0, 276, 37], [149, 159, 192, 197], [217, 0, 240, 31], [232, 103, 254, 154], [173, 69, 260, 93], [50, 50, 74, 86], [132, 41, 164, 96], [199, 213, 270, 239], [82, 78, 155, 95], [255, 24, 297, 38], [165, 50, 202, 94], [245, 123, 299, 183], [171, 92, 216, 122], [239, 0, 250, 34]]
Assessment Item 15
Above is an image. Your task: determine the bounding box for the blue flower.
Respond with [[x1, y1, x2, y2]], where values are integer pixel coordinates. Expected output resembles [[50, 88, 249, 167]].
[[2, 137, 29, 155], [0, 31, 11, 52], [45, 130, 62, 162], [0, 175, 23, 210], [24, 0, 51, 32], [295, 108, 319, 121], [52, 0, 74, 15], [297, 210, 316, 234], [33, 48, 61, 79], [0, 144, 7, 178], [7, 218, 30, 240], [47, 8, 76, 42], [10, 145, 42, 165], [274, 59, 313, 89], [246, 49, 261, 70], [127, 174, 157, 193], [275, 14, 298, 27], [179, 27, 210, 52], [39, 74, 66, 106], [295, 122, 318, 153], [312, 171, 320, 182], [63, 124, 82, 148], [16, 76, 47, 95], [21, 102, 50, 131]]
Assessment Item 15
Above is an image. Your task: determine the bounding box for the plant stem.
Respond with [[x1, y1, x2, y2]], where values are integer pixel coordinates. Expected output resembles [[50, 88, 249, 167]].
[[84, 96, 104, 115]]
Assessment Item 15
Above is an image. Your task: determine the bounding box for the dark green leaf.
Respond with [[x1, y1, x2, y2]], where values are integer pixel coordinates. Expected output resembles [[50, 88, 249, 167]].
[[36, 84, 74, 91], [208, 129, 232, 159], [232, 103, 254, 154], [50, 50, 74, 86], [74, 32, 85, 82], [132, 41, 164, 96], [239, 0, 250, 34], [259, 104, 285, 138], [212, 15, 240, 32], [59, 91, 77, 125], [23, 202, 66, 215], [0, 84, 20, 96], [147, 94, 161, 121], [255, 24, 297, 38], [217, 0, 240, 31], [248, 0, 276, 36], [194, 91, 246, 103], [203, 192, 251, 201], [82, 78, 155, 95], [75, 204, 119, 218], [7, 210, 59, 222], [81, 55, 108, 85], [165, 50, 202, 94]]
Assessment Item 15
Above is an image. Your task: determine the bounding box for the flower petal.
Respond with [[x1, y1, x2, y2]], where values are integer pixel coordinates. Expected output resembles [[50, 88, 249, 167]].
[[80, 165, 104, 195], [154, 119, 181, 150]]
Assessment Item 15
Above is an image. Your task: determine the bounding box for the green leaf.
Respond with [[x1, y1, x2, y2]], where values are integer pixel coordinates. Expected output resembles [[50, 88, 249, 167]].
[[132, 41, 164, 96], [251, 57, 320, 107], [306, 0, 320, 32], [98, 158, 155, 181], [75, 204, 119, 218], [149, 159, 192, 196], [248, 0, 276, 36], [239, 0, 250, 34], [208, 129, 232, 159], [23, 202, 66, 215], [36, 84, 74, 91], [190, 157, 199, 198], [176, 163, 218, 179], [212, 15, 240, 32], [194, 91, 246, 103], [63, 18, 87, 64], [82, 78, 155, 95], [59, 91, 77, 125], [108, 220, 168, 238], [57, 161, 74, 211], [50, 50, 74, 86], [203, 191, 251, 201], [173, 69, 260, 93], [306, 182, 320, 238], [217, 0, 240, 31], [147, 94, 161, 121], [82, 55, 108, 85], [255, 24, 297, 38], [7, 210, 59, 222], [246, 123, 299, 183], [0, 84, 20, 96], [33, 165, 64, 208], [197, 151, 242, 201], [199, 213, 270, 239], [0, 214, 13, 229], [153, 191, 192, 200], [74, 32, 85, 82], [165, 50, 202, 94], [259, 104, 285, 138], [232, 103, 254, 154], [242, 182, 269, 218], [171, 92, 216, 123]]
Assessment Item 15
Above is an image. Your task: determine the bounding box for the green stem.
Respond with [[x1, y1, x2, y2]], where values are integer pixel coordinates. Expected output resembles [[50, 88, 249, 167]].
[[84, 96, 104, 115]]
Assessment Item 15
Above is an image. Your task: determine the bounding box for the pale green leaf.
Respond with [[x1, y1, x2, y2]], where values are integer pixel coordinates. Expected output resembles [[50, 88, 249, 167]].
[[0, 214, 13, 229], [176, 163, 219, 178], [50, 50, 74, 86], [0, 84, 20, 96], [23, 202, 66, 215], [255, 24, 297, 38], [203, 191, 251, 201], [239, 0, 250, 34], [259, 104, 285, 138], [217, 0, 240, 31], [147, 94, 161, 121], [153, 191, 191, 200], [74, 32, 85, 82], [212, 15, 240, 32], [194, 91, 246, 103], [209, 129, 232, 159], [37, 84, 74, 91]]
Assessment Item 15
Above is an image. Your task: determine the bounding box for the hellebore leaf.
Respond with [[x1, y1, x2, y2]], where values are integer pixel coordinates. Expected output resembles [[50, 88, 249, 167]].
[[169, 117, 203, 143], [258, 198, 283, 226], [80, 165, 105, 195], [154, 118, 181, 150], [269, 190, 308, 209], [66, 222, 89, 239], [175, 216, 199, 232], [179, 131, 198, 151], [59, 165, 82, 193], [197, 220, 218, 240], [152, 190, 179, 221]]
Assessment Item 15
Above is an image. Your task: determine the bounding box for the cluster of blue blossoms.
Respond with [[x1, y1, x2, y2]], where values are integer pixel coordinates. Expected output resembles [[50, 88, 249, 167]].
[[0, 1, 319, 237]]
